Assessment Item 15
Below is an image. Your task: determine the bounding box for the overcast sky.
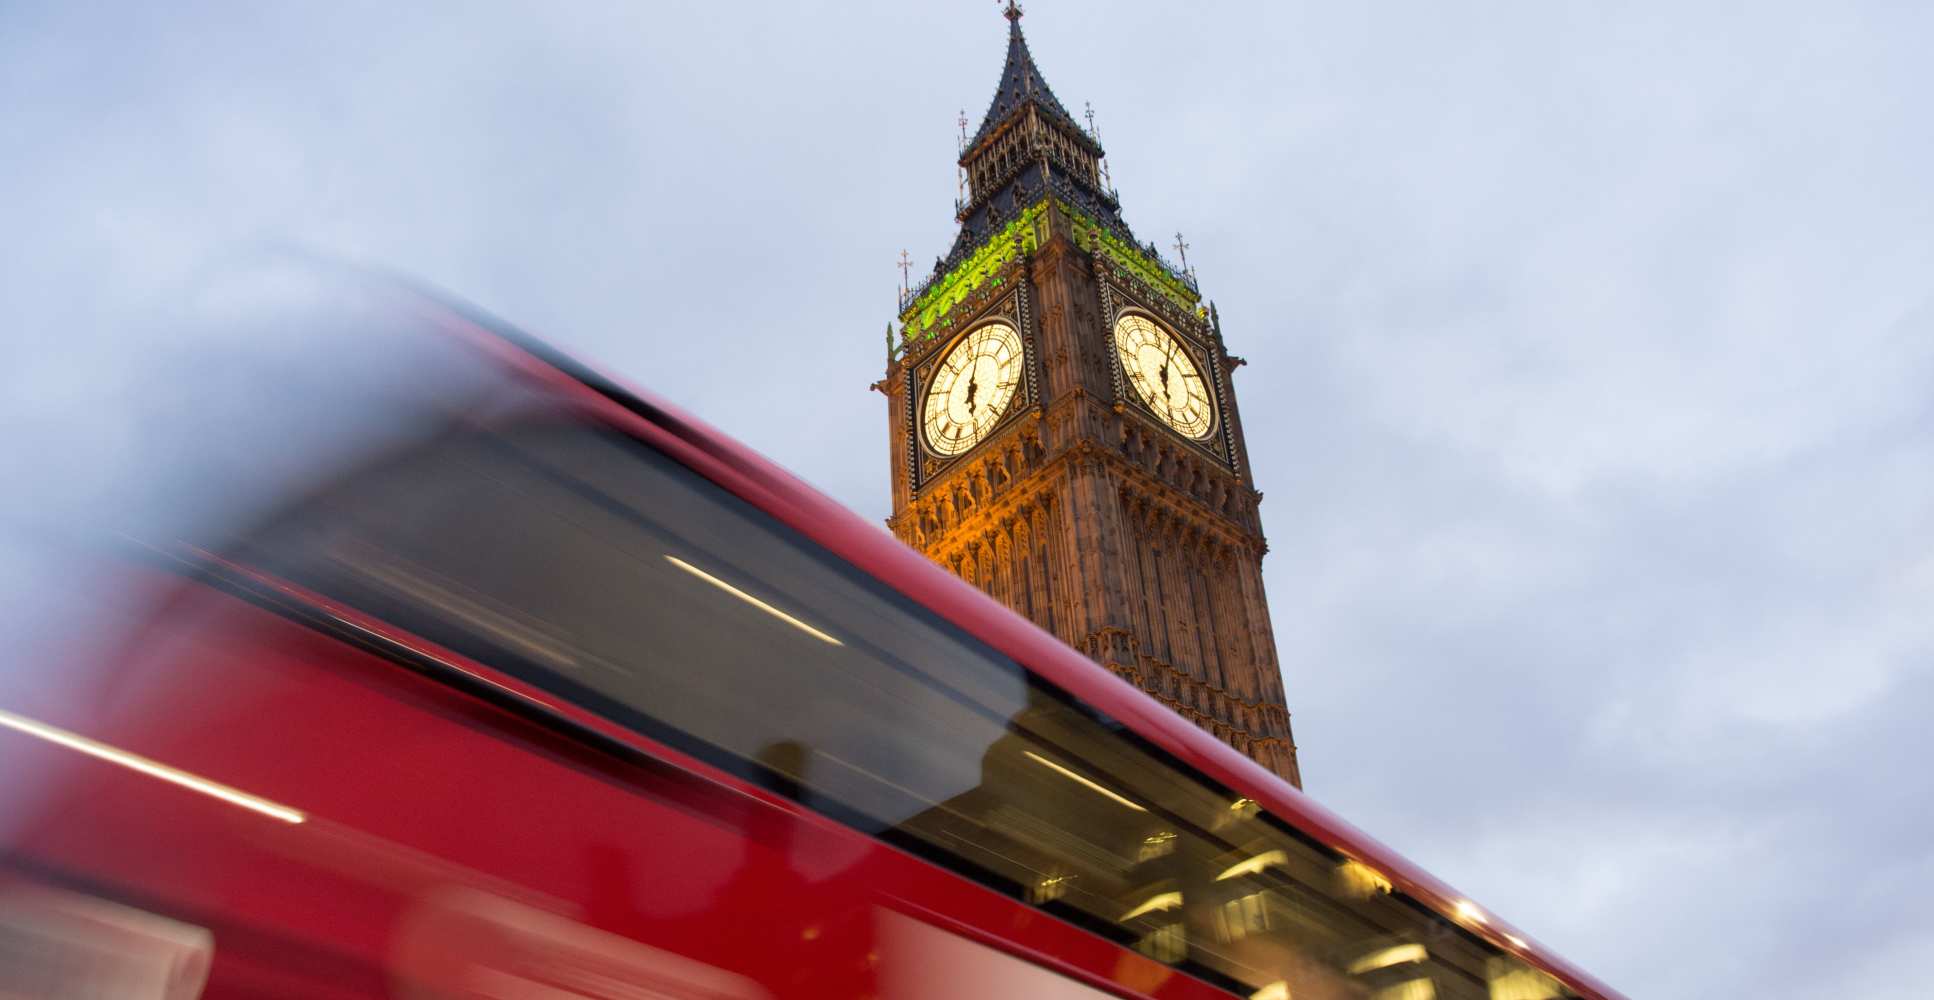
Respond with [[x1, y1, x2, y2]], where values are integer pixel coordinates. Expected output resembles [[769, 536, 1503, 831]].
[[5, 2, 1932, 997]]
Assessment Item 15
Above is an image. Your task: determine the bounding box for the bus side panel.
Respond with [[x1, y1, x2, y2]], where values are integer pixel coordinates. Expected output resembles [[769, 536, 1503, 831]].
[[0, 566, 1215, 1000]]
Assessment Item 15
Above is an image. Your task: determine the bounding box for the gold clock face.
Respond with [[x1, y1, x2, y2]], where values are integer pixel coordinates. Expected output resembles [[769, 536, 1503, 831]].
[[923, 321, 1025, 457], [1114, 313, 1214, 439]]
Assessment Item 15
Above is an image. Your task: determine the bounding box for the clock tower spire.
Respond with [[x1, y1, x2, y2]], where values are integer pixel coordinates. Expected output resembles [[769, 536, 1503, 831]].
[[880, 11, 1302, 787]]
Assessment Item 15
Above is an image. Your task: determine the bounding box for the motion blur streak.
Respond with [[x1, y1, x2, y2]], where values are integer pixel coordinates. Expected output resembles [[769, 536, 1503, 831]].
[[1349, 943, 1429, 975], [665, 555, 844, 645], [1021, 750, 1148, 812], [1216, 850, 1288, 881], [0, 886, 213, 1000], [392, 889, 771, 999], [0, 707, 306, 824], [1120, 891, 1184, 922], [876, 909, 1122, 1000]]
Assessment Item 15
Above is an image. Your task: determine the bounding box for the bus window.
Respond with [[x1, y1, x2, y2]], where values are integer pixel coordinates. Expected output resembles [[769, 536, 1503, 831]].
[[232, 420, 1574, 1000]]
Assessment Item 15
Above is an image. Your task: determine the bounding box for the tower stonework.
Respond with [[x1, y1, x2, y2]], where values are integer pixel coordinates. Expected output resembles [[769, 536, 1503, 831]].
[[880, 10, 1301, 787]]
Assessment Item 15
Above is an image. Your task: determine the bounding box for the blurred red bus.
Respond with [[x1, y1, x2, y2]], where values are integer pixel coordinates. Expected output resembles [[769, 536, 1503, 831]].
[[0, 270, 1624, 999]]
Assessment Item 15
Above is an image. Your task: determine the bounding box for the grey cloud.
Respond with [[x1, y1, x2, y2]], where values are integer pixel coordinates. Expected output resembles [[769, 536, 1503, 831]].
[[5, 2, 1931, 996]]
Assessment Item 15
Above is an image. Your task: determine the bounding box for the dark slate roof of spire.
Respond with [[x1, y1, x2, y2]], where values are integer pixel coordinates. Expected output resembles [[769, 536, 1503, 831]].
[[964, 17, 1086, 154]]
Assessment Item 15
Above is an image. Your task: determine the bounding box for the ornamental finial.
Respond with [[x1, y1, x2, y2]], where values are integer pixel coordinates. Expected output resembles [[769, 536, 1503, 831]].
[[1002, 0, 1023, 24]]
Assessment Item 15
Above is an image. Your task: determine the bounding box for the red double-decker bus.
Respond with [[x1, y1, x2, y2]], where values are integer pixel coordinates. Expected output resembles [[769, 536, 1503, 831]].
[[0, 269, 1623, 999]]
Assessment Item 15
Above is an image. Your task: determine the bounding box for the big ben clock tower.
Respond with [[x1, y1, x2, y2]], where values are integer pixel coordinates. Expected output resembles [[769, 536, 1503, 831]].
[[880, 4, 1302, 787]]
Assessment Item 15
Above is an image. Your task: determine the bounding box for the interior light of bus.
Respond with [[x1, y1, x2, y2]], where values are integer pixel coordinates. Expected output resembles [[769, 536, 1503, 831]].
[[1372, 978, 1437, 1000], [1250, 982, 1290, 1000], [665, 556, 842, 645], [1486, 961, 1563, 998], [1338, 859, 1394, 897], [1348, 942, 1427, 975], [1216, 849, 1287, 881], [1120, 891, 1183, 922], [1217, 891, 1270, 941], [1138, 830, 1177, 861], [1454, 899, 1487, 924], [1031, 874, 1072, 904], [0, 707, 306, 824], [1022, 751, 1146, 812]]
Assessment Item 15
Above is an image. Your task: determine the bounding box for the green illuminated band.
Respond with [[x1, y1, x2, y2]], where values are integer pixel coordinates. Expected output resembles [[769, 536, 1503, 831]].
[[898, 198, 1198, 347]]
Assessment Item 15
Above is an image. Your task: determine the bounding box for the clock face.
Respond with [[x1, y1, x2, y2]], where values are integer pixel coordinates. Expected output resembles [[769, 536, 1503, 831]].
[[1114, 313, 1214, 439], [922, 321, 1025, 457]]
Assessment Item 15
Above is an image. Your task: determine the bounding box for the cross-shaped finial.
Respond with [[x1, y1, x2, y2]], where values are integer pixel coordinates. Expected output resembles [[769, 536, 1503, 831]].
[[1173, 232, 1192, 273], [956, 108, 969, 152], [897, 249, 912, 296], [1084, 101, 1096, 137], [1002, 0, 1024, 24]]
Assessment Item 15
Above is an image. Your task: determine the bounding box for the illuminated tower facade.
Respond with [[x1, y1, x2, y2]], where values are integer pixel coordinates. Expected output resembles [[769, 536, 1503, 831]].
[[879, 6, 1301, 786]]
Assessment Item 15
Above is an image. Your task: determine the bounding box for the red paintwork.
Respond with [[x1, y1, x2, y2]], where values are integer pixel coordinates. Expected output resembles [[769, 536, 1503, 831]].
[[0, 287, 1625, 999]]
